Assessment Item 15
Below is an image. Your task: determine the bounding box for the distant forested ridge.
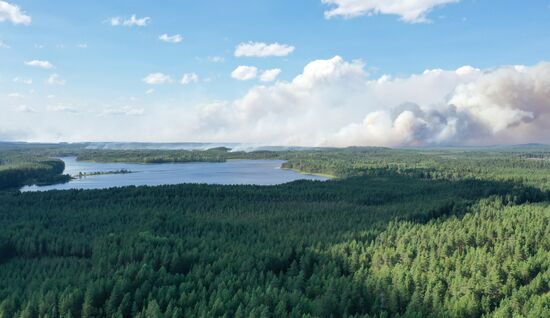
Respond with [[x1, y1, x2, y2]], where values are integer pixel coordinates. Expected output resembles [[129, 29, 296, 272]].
[[0, 143, 549, 317]]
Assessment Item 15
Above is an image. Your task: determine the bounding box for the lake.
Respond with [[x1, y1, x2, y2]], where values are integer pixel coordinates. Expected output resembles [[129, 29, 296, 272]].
[[21, 157, 328, 192]]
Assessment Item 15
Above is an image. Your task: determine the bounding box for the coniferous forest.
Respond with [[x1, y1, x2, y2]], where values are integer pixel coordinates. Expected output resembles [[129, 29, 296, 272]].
[[0, 144, 549, 317]]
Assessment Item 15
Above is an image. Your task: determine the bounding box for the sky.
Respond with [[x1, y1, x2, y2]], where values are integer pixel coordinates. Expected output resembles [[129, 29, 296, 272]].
[[1, 0, 550, 146]]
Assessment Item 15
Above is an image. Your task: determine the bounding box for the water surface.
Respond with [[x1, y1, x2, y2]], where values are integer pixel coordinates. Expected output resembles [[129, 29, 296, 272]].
[[21, 157, 327, 192]]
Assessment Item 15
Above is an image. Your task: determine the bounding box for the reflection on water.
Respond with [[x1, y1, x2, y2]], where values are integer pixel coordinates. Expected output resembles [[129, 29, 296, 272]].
[[21, 157, 328, 192]]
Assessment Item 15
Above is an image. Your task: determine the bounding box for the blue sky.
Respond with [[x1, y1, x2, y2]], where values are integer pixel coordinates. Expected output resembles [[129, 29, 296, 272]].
[[1, 1, 550, 145]]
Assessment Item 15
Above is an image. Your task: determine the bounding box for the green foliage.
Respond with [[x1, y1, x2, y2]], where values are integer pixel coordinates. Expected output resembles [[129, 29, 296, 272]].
[[0, 144, 550, 316], [0, 152, 70, 190]]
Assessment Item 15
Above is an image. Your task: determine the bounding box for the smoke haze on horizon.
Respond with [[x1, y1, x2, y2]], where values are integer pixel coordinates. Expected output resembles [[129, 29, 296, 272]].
[[2, 57, 550, 147]]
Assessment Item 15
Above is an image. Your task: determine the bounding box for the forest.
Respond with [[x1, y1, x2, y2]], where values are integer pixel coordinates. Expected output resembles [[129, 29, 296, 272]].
[[0, 147, 70, 190], [0, 143, 548, 317]]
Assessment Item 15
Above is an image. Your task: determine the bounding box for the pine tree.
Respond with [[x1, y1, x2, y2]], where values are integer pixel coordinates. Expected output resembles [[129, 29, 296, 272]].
[[145, 299, 162, 318]]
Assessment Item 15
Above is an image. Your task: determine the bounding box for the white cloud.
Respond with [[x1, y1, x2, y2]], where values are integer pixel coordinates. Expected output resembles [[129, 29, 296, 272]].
[[142, 73, 172, 85], [208, 56, 225, 63], [455, 65, 480, 76], [145, 88, 155, 95], [259, 69, 282, 82], [181, 73, 199, 85], [110, 17, 121, 25], [47, 104, 78, 113], [159, 33, 183, 43], [124, 15, 150, 26], [3, 56, 549, 147], [13, 77, 32, 85], [231, 66, 258, 80], [322, 0, 460, 23], [0, 40, 9, 48], [100, 106, 145, 116], [25, 60, 53, 69], [0, 1, 31, 25], [7, 92, 23, 98], [447, 65, 545, 135], [110, 15, 150, 27], [77, 43, 88, 49], [235, 42, 295, 57], [195, 56, 550, 147], [15, 105, 36, 113], [46, 74, 65, 85]]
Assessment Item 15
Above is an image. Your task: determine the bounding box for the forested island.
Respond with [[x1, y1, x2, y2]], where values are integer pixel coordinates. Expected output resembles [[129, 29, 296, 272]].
[[0, 143, 549, 317]]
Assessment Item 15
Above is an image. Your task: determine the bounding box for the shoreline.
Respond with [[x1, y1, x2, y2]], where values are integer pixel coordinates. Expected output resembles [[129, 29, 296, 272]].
[[280, 166, 336, 179]]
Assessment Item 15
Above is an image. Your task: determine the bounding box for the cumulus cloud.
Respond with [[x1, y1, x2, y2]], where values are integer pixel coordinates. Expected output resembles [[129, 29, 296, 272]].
[[46, 74, 65, 85], [231, 66, 258, 80], [159, 33, 183, 43], [333, 63, 550, 146], [322, 0, 460, 23], [77, 43, 88, 49], [196, 56, 550, 147], [110, 15, 150, 27], [0, 40, 9, 48], [235, 42, 295, 57], [448, 64, 550, 138], [143, 73, 172, 85], [181, 73, 199, 85], [3, 56, 549, 147], [25, 60, 53, 69], [0, 1, 31, 25], [259, 69, 282, 82]]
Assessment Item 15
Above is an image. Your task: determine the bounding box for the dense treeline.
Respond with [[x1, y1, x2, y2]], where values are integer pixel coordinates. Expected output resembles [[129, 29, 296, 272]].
[[75, 149, 227, 163], [282, 147, 550, 190], [0, 151, 70, 190], [0, 142, 288, 164], [1, 144, 550, 317]]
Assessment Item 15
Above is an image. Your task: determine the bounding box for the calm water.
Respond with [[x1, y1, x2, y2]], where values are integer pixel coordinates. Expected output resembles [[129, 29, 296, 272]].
[[21, 157, 328, 192]]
